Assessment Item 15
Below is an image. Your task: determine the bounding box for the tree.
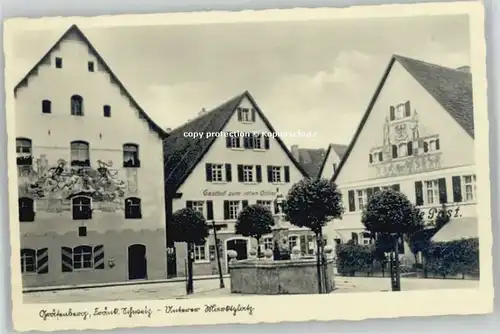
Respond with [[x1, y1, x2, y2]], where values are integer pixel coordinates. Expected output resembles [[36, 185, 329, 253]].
[[235, 204, 274, 258], [435, 203, 451, 229], [361, 189, 423, 291], [284, 178, 344, 293], [171, 208, 209, 294]]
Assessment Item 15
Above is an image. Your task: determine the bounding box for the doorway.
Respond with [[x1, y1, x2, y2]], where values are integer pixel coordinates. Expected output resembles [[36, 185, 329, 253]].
[[128, 244, 147, 280]]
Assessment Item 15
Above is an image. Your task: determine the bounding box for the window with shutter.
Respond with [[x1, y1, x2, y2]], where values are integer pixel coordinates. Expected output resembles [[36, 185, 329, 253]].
[[223, 201, 230, 220], [369, 153, 373, 163], [237, 165, 244, 182], [404, 101, 411, 117], [205, 163, 213, 181], [462, 175, 477, 202], [392, 145, 398, 158], [378, 152, 383, 162], [407, 141, 413, 156]]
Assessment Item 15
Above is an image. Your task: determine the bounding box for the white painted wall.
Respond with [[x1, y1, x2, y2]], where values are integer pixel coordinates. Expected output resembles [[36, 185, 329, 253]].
[[15, 31, 166, 234], [173, 95, 304, 225], [324, 60, 476, 249]]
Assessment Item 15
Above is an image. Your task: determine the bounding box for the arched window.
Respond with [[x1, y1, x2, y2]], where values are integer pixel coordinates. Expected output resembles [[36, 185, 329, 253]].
[[378, 152, 383, 162], [42, 100, 52, 114], [125, 197, 142, 219], [19, 197, 35, 222], [123, 143, 140, 168], [103, 105, 111, 117], [73, 245, 93, 269], [20, 248, 36, 273], [72, 196, 92, 220], [70, 95, 84, 116], [70, 140, 90, 167], [16, 138, 32, 166]]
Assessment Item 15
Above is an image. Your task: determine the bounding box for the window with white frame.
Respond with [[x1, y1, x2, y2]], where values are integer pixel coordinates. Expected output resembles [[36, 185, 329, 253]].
[[73, 245, 93, 269], [243, 165, 254, 183], [271, 166, 282, 183], [228, 201, 240, 220], [356, 189, 367, 211], [194, 242, 208, 262], [462, 175, 477, 202], [424, 180, 440, 205], [240, 108, 251, 122], [263, 237, 273, 250], [257, 200, 272, 211], [253, 134, 263, 149], [192, 201, 204, 214], [398, 143, 407, 157], [211, 164, 224, 182], [230, 135, 241, 148], [395, 103, 406, 119], [288, 235, 299, 250]]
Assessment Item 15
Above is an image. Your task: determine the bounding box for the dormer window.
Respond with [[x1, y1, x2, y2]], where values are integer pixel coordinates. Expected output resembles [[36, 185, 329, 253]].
[[88, 61, 95, 72], [71, 95, 84, 116], [55, 57, 63, 69]]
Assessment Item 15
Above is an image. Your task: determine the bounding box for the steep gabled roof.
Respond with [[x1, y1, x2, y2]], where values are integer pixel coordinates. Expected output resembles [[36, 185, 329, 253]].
[[332, 54, 474, 183], [164, 91, 309, 193], [317, 143, 348, 179], [295, 147, 326, 179], [14, 24, 168, 139]]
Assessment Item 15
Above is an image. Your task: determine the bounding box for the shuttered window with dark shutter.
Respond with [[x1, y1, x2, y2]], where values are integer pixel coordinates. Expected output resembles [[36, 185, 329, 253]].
[[415, 181, 424, 206], [225, 164, 232, 182], [438, 178, 447, 204], [256, 165, 262, 183], [206, 201, 214, 220], [348, 190, 356, 212], [284, 166, 290, 183], [452, 176, 462, 202]]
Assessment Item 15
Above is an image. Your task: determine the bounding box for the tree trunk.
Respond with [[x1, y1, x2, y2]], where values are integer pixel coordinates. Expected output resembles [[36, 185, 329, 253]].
[[256, 237, 261, 258], [187, 242, 194, 294], [319, 229, 328, 292], [315, 232, 322, 294], [392, 234, 401, 291]]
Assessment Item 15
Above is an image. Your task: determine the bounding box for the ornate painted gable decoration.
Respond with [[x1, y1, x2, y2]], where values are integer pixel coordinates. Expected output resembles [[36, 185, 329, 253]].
[[369, 101, 442, 178], [17, 155, 127, 211]]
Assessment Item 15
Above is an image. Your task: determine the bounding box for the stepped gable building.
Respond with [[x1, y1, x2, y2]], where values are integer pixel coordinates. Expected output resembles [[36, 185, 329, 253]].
[[163, 91, 317, 277], [290, 145, 327, 179], [317, 143, 348, 180], [15, 25, 169, 287], [324, 54, 475, 255]]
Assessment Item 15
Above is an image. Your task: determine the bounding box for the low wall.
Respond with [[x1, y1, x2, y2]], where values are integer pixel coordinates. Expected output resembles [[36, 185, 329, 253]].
[[229, 258, 335, 295]]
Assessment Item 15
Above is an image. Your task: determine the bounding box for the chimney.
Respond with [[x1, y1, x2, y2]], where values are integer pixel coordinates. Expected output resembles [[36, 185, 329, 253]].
[[291, 145, 300, 161], [198, 107, 207, 115], [456, 65, 470, 73]]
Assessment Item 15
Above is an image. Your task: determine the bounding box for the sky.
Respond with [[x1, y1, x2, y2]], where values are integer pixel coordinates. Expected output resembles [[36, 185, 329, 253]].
[[10, 14, 471, 150]]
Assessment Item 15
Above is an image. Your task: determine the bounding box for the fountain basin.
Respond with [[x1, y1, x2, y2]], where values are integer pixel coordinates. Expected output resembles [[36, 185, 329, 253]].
[[229, 258, 335, 294]]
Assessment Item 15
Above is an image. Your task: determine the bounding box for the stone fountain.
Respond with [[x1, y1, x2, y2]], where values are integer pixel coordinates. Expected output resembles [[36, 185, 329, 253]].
[[228, 188, 336, 295]]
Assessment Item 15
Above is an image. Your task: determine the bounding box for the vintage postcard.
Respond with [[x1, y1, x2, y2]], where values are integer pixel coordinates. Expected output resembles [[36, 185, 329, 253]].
[[3, 1, 493, 332]]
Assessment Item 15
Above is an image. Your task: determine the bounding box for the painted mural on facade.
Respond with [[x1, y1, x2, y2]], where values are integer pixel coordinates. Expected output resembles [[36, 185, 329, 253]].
[[370, 101, 442, 178], [17, 155, 128, 212]]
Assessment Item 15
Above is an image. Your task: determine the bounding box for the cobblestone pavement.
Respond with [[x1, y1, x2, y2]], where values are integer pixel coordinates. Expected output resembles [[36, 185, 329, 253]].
[[23, 276, 479, 304]]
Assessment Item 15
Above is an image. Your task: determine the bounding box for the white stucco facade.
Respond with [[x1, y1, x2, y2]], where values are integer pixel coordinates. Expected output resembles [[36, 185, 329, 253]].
[[169, 95, 316, 276], [15, 27, 167, 287], [324, 60, 477, 256]]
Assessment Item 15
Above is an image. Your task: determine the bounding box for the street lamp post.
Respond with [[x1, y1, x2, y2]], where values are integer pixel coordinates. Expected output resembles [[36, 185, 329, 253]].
[[211, 221, 225, 289]]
